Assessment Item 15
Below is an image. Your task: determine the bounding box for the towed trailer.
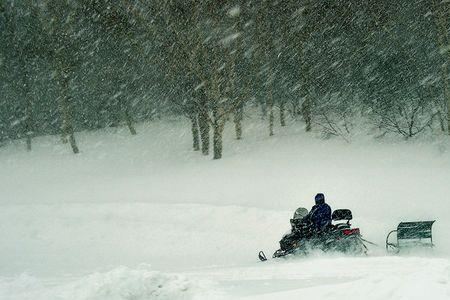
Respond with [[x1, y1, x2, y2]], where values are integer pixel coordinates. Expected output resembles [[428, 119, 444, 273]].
[[386, 221, 436, 253]]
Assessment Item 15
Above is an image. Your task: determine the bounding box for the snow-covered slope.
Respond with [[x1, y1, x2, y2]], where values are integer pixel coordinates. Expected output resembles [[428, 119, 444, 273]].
[[0, 119, 449, 299]]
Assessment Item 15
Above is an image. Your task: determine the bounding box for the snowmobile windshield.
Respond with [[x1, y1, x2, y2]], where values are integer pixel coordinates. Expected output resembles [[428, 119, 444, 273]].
[[293, 207, 308, 220]]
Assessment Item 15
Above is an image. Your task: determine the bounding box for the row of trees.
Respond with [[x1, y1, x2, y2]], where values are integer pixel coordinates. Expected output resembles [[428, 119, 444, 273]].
[[1, 0, 450, 159]]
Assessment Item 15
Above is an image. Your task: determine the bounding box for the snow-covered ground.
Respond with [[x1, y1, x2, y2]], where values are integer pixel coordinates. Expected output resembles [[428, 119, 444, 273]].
[[0, 119, 449, 299]]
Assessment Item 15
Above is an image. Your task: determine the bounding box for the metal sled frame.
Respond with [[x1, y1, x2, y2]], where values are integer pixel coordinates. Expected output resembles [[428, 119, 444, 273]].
[[386, 221, 435, 252]]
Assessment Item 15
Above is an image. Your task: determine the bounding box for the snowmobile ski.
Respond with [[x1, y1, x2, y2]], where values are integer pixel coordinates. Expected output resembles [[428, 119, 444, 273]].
[[258, 251, 267, 261]]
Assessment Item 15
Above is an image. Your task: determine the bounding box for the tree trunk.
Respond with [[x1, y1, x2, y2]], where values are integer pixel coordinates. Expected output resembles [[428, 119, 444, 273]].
[[280, 100, 286, 126], [260, 100, 267, 120], [68, 133, 79, 153], [23, 73, 33, 151], [213, 120, 225, 160], [290, 99, 301, 120], [269, 106, 274, 136], [446, 106, 450, 134], [26, 135, 32, 151], [190, 114, 200, 151], [60, 130, 68, 144], [198, 110, 210, 155], [59, 72, 79, 154], [268, 89, 274, 136], [234, 105, 243, 140], [25, 113, 32, 151], [302, 96, 312, 132], [124, 107, 137, 135], [442, 64, 450, 134], [432, 0, 450, 135], [437, 111, 446, 132]]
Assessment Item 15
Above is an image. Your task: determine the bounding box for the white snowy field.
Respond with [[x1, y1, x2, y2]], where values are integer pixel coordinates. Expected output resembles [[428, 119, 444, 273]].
[[0, 118, 450, 299]]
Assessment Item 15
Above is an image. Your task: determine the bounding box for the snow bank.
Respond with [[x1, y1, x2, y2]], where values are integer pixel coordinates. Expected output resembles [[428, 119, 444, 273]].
[[0, 266, 218, 300]]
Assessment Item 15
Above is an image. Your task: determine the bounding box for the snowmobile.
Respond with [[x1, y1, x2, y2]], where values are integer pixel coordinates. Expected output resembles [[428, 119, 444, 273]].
[[259, 208, 368, 261]]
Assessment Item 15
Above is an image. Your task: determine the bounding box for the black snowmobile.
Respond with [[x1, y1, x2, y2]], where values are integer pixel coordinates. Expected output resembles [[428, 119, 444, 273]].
[[259, 208, 368, 261]]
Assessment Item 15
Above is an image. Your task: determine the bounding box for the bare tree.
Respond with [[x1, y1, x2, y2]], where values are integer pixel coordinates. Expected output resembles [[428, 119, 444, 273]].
[[40, 0, 80, 153], [432, 0, 450, 135], [376, 91, 439, 139]]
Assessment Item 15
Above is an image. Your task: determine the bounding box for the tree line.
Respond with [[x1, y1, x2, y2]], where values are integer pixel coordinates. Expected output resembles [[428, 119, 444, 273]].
[[1, 0, 449, 159]]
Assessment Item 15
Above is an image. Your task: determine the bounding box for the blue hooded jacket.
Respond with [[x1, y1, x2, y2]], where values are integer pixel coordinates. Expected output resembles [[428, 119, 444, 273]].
[[309, 193, 332, 231]]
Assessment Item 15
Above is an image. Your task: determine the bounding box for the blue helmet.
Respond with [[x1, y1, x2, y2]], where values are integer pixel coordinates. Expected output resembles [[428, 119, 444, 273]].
[[315, 193, 325, 204]]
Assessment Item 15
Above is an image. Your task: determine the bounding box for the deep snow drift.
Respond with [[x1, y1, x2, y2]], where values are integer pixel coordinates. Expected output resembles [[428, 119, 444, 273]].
[[0, 118, 449, 299]]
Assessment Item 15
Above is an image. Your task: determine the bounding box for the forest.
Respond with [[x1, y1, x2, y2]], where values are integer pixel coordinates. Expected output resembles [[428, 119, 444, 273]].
[[1, 0, 450, 159]]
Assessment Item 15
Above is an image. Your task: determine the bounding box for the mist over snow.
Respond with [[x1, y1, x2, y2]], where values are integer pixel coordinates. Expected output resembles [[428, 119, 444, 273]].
[[0, 119, 449, 299]]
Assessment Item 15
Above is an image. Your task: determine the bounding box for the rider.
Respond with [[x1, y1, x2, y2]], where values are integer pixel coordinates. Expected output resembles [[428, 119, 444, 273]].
[[308, 193, 332, 232], [279, 193, 332, 251]]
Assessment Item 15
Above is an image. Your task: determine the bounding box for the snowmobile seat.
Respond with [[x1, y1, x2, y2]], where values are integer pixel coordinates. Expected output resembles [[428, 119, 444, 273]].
[[331, 209, 353, 229], [332, 209, 352, 221], [386, 221, 436, 252]]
